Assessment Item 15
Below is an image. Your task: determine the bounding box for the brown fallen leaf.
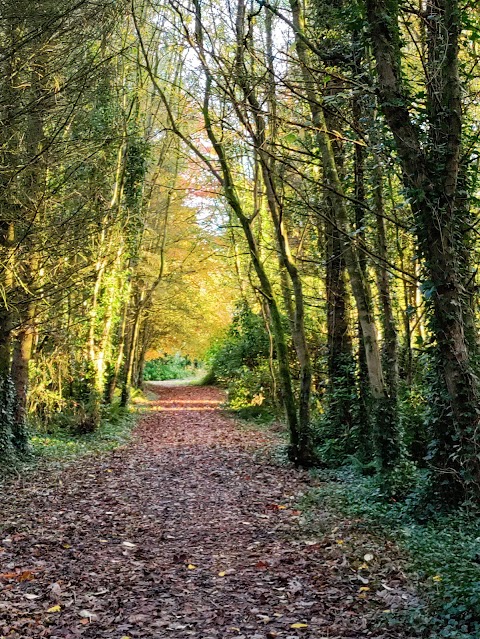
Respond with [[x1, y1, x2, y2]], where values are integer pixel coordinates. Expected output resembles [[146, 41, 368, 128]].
[[0, 384, 414, 639]]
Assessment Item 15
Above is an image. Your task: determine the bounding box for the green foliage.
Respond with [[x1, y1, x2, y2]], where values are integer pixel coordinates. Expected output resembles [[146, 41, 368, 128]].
[[399, 380, 429, 464], [312, 354, 359, 466], [309, 471, 480, 638], [207, 302, 276, 416], [226, 359, 275, 414], [371, 395, 403, 472], [418, 344, 480, 504], [208, 302, 271, 376], [30, 400, 134, 462], [143, 353, 198, 381], [124, 135, 150, 260], [29, 359, 102, 435]]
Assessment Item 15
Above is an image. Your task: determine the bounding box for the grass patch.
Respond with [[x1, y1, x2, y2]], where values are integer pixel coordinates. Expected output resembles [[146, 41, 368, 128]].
[[306, 470, 480, 638], [30, 406, 134, 462], [20, 395, 139, 470]]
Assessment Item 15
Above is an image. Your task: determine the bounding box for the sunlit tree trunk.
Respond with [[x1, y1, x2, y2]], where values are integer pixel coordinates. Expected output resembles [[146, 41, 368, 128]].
[[288, 0, 400, 470], [372, 165, 399, 397]]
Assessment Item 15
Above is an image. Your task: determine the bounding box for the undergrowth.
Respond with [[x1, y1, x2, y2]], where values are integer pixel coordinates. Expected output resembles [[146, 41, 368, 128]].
[[307, 469, 480, 639], [0, 398, 138, 481], [30, 401, 135, 462]]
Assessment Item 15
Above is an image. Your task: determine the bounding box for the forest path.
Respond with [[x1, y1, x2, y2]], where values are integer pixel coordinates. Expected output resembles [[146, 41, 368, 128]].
[[0, 385, 411, 639]]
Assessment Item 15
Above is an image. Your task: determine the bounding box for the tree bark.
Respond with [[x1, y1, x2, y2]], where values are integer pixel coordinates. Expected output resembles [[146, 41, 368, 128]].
[[288, 0, 394, 422], [366, 0, 480, 497], [11, 311, 34, 452]]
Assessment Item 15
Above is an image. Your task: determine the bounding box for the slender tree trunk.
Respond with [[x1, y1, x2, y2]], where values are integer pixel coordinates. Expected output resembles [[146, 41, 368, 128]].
[[324, 210, 356, 435], [322, 98, 356, 450], [105, 281, 131, 404], [121, 290, 144, 407], [9, 31, 49, 451], [287, 0, 399, 470], [235, 0, 313, 454], [188, 0, 310, 464], [134, 320, 150, 389], [0, 21, 20, 461], [351, 94, 371, 445], [373, 165, 398, 397]]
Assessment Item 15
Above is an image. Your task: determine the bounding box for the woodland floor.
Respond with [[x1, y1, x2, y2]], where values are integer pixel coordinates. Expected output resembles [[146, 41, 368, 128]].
[[0, 385, 419, 639]]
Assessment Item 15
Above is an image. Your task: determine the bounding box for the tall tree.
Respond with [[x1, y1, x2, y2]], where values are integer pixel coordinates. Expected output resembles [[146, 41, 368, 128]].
[[366, 0, 480, 499]]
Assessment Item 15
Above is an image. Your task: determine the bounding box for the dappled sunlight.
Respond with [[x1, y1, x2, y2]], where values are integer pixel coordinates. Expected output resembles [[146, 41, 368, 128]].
[[136, 385, 273, 451], [148, 406, 219, 412], [141, 398, 223, 413], [155, 399, 220, 405]]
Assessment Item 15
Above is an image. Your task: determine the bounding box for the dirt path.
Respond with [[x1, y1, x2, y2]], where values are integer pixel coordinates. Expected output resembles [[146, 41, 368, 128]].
[[0, 386, 412, 638]]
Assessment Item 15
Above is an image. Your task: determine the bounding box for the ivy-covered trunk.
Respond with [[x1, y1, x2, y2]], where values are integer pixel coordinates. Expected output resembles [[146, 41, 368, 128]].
[[366, 0, 480, 500], [416, 189, 480, 496], [10, 317, 33, 453], [0, 324, 15, 460], [324, 213, 356, 438], [322, 98, 356, 451]]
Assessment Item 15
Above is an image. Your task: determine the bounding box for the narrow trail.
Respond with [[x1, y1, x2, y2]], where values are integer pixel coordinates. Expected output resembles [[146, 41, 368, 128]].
[[0, 386, 412, 638]]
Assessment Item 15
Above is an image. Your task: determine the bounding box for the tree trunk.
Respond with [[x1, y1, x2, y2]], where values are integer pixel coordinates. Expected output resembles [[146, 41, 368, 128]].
[[324, 211, 356, 434], [366, 0, 480, 498], [190, 0, 310, 465], [11, 311, 34, 453], [287, 0, 398, 469], [236, 0, 314, 461], [373, 165, 398, 397], [322, 98, 356, 451], [121, 293, 143, 407]]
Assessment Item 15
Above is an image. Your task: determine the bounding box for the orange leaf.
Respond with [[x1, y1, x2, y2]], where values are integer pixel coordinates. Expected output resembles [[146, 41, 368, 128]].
[[18, 570, 35, 582]]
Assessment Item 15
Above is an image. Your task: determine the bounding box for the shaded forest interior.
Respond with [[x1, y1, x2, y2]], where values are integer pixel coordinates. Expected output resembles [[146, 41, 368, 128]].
[[2, 0, 480, 635]]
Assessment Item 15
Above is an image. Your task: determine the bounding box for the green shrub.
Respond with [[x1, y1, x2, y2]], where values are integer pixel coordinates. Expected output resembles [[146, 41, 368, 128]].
[[30, 400, 134, 462], [143, 353, 197, 381], [207, 302, 277, 416]]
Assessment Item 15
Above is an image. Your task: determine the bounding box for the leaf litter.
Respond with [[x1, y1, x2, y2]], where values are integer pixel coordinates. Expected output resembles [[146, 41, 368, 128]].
[[0, 385, 417, 638]]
